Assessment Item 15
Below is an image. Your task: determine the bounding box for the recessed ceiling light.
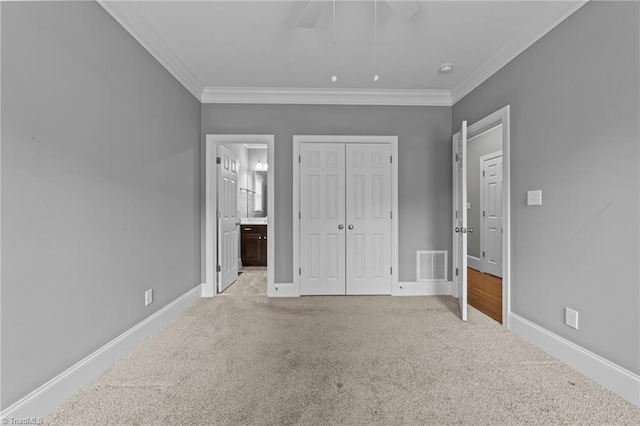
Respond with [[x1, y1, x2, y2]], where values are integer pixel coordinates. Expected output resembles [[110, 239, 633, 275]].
[[438, 63, 454, 74]]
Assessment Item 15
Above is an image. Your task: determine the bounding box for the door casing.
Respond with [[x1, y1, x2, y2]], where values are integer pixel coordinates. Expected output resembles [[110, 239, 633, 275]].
[[453, 106, 511, 329], [293, 135, 399, 297], [204, 134, 275, 298]]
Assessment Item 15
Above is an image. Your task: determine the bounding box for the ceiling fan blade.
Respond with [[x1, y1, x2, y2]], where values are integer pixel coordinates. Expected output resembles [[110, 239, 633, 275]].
[[298, 0, 323, 29], [385, 0, 419, 20]]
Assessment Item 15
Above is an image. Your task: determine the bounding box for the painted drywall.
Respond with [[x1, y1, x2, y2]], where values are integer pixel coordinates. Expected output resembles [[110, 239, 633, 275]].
[[202, 105, 452, 283], [453, 1, 640, 374], [1, 1, 201, 409], [467, 125, 502, 259]]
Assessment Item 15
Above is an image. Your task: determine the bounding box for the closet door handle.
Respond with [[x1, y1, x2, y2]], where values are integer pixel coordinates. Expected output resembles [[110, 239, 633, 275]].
[[338, 224, 344, 230], [348, 224, 354, 230]]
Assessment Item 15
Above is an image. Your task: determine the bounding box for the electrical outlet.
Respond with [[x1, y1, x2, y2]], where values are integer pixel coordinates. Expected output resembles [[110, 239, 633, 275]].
[[565, 307, 579, 329], [145, 289, 153, 307]]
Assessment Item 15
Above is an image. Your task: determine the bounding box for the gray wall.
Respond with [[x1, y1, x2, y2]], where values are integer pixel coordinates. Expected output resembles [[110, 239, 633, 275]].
[[467, 125, 502, 258], [1, 1, 201, 409], [453, 1, 640, 374], [202, 105, 452, 283]]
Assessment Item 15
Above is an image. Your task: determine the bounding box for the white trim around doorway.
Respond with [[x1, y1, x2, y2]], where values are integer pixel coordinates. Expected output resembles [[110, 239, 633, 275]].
[[465, 106, 511, 329], [292, 135, 399, 297], [204, 134, 275, 297]]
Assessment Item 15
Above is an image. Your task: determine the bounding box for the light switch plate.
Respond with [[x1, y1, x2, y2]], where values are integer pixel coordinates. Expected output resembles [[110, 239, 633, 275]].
[[527, 190, 542, 206]]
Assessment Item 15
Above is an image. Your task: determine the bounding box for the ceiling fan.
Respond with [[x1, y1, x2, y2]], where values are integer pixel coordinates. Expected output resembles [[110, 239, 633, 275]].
[[298, 0, 419, 29]]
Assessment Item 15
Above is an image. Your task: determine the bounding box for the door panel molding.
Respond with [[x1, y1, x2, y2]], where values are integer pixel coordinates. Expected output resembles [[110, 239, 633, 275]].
[[293, 135, 399, 297]]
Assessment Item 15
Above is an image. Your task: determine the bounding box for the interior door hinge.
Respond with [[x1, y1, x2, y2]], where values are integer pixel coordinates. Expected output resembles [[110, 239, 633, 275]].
[[390, 267, 392, 275], [483, 211, 486, 217], [217, 265, 221, 272], [482, 251, 486, 257], [455, 210, 458, 219], [216, 157, 221, 164], [455, 268, 459, 276], [390, 211, 392, 219], [299, 155, 301, 163], [217, 210, 221, 219], [390, 156, 393, 164], [483, 170, 485, 177], [455, 153, 459, 162], [299, 267, 302, 275], [299, 211, 301, 219]]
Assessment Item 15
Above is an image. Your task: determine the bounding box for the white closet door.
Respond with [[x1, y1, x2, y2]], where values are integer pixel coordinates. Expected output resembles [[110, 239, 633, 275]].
[[300, 143, 346, 295], [482, 153, 503, 277], [218, 145, 239, 293], [345, 144, 392, 295]]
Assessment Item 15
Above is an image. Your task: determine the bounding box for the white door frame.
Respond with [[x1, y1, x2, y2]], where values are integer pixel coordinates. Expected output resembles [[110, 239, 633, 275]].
[[458, 106, 511, 329], [204, 134, 275, 297], [479, 150, 503, 277], [292, 135, 399, 297]]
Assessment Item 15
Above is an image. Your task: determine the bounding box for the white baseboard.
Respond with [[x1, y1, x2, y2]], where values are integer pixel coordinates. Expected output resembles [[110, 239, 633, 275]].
[[270, 283, 299, 297], [467, 255, 481, 271], [509, 313, 640, 407], [393, 281, 452, 296], [0, 284, 203, 421]]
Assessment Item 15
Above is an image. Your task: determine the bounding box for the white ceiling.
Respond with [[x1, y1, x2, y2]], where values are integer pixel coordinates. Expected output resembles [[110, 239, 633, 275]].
[[100, 1, 587, 105]]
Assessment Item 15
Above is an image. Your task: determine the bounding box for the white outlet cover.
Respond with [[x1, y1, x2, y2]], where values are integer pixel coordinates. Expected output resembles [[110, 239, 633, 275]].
[[145, 289, 153, 306], [527, 189, 542, 206], [565, 307, 579, 329]]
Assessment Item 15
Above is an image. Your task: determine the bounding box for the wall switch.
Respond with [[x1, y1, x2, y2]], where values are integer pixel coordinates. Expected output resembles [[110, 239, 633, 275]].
[[565, 307, 579, 329], [145, 289, 153, 307], [527, 190, 542, 206]]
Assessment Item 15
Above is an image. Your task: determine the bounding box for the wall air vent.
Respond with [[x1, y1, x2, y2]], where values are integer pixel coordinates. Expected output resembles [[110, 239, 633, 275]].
[[416, 250, 447, 282]]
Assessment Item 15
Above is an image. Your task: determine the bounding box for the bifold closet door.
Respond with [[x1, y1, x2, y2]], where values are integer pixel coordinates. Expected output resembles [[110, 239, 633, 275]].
[[300, 143, 346, 295], [345, 144, 392, 295]]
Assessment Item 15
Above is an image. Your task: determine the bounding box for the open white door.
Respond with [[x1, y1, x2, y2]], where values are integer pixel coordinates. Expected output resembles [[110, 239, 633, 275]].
[[452, 121, 468, 321], [218, 145, 239, 293]]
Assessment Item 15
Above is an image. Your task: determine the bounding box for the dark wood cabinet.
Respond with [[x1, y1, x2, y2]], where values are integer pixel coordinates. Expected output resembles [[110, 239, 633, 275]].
[[241, 224, 267, 266]]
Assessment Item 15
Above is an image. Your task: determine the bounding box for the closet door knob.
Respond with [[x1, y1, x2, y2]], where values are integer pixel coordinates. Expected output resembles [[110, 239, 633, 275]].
[[338, 224, 344, 230], [348, 224, 354, 230]]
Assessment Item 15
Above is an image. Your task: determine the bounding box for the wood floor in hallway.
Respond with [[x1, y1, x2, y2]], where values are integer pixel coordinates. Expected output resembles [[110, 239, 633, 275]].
[[468, 267, 502, 323]]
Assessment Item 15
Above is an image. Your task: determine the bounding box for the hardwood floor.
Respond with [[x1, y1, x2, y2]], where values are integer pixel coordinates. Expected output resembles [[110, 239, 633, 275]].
[[468, 267, 502, 324]]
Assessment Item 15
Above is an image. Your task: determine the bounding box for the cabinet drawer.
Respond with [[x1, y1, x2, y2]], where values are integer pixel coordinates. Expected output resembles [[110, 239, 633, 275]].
[[241, 225, 266, 234]]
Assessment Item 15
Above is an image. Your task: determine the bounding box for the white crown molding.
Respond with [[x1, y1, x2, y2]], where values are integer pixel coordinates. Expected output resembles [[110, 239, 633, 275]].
[[97, 0, 203, 100], [98, 0, 586, 107], [201, 87, 452, 106], [451, 0, 588, 105]]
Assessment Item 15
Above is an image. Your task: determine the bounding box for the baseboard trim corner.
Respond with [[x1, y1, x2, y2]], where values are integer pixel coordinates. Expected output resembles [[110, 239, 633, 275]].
[[393, 281, 452, 296], [509, 313, 640, 407], [0, 284, 203, 421]]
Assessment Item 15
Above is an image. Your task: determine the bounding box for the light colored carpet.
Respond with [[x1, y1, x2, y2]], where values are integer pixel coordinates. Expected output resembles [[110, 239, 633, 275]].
[[46, 269, 640, 425]]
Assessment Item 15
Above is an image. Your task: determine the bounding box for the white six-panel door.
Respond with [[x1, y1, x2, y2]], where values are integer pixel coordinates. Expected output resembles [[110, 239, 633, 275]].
[[218, 145, 239, 293], [453, 122, 468, 321], [300, 143, 347, 295], [300, 142, 391, 295], [345, 144, 392, 295], [481, 152, 503, 278]]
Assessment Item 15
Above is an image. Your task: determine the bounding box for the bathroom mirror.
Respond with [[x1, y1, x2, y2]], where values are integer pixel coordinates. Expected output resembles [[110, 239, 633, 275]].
[[251, 170, 267, 217]]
